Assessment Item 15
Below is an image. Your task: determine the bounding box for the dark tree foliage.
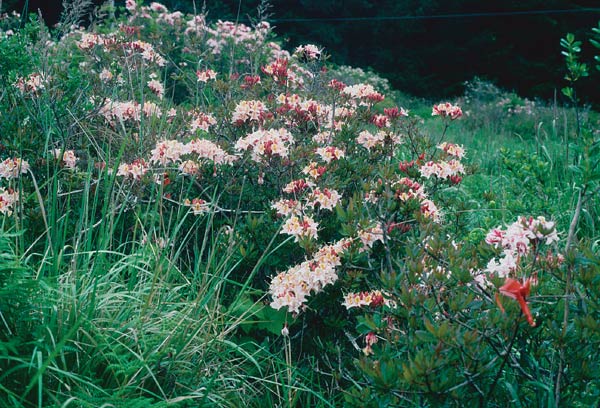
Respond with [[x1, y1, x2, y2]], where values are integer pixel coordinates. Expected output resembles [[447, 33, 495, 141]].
[[6, 0, 600, 103]]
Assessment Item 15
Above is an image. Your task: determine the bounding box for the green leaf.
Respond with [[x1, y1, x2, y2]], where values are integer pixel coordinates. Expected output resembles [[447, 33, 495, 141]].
[[561, 87, 573, 99], [256, 307, 289, 335], [505, 381, 523, 407]]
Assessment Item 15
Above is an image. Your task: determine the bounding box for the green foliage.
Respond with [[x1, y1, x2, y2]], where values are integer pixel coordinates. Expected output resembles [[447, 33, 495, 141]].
[[1, 3, 599, 408], [560, 33, 588, 101]]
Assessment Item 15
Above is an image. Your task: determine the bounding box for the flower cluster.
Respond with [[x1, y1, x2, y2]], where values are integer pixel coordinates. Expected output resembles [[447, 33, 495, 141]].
[[116, 159, 149, 180], [315, 146, 345, 163], [282, 179, 314, 194], [204, 20, 271, 55], [99, 68, 114, 82], [122, 40, 167, 66], [281, 215, 319, 242], [231, 100, 269, 125], [234, 128, 294, 162], [484, 216, 558, 278], [184, 198, 209, 215], [147, 79, 164, 99], [302, 162, 326, 180], [144, 139, 236, 173], [437, 142, 465, 159], [356, 130, 401, 151], [342, 83, 384, 105], [271, 199, 301, 217], [188, 110, 217, 133], [393, 177, 426, 202], [98, 99, 162, 125], [196, 69, 217, 83], [0, 158, 30, 179], [342, 290, 392, 309], [0, 187, 19, 215], [269, 239, 350, 313], [357, 225, 384, 252], [432, 102, 463, 120], [419, 160, 465, 181], [53, 149, 79, 170], [294, 44, 321, 60], [14, 73, 47, 94], [307, 188, 341, 211], [261, 58, 289, 84]]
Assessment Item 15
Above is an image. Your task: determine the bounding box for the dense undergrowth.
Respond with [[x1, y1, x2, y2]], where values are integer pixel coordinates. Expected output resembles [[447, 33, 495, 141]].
[[1, 1, 599, 407]]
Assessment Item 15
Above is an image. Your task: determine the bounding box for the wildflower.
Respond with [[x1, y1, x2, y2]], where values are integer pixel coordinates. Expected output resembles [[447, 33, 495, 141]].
[[328, 79, 346, 91], [123, 40, 166, 66], [357, 130, 385, 150], [186, 138, 237, 165], [150, 140, 185, 166], [0, 158, 30, 179], [485, 252, 518, 278], [294, 44, 321, 60], [185, 15, 205, 35], [153, 172, 171, 186], [150, 2, 169, 13], [188, 111, 217, 133], [125, 0, 137, 12], [384, 106, 409, 118], [496, 277, 535, 327], [53, 149, 78, 170], [234, 128, 294, 162], [178, 160, 199, 176], [261, 58, 289, 84], [0, 187, 19, 215], [420, 199, 441, 222], [342, 83, 375, 99], [302, 162, 327, 180], [283, 179, 314, 194], [116, 159, 148, 180], [307, 188, 341, 211], [342, 290, 394, 309], [272, 199, 301, 216], [98, 99, 141, 124], [141, 102, 162, 117], [485, 216, 558, 255], [184, 198, 209, 215], [357, 226, 383, 252], [77, 33, 103, 50], [14, 72, 47, 94], [315, 146, 345, 163], [419, 160, 465, 180], [281, 215, 318, 242], [269, 239, 348, 313], [147, 79, 164, 99], [99, 69, 113, 82], [196, 69, 217, 83], [231, 100, 268, 125], [438, 142, 466, 159], [63, 150, 78, 170], [371, 114, 390, 128], [394, 177, 426, 202], [432, 102, 463, 120], [241, 75, 261, 89]]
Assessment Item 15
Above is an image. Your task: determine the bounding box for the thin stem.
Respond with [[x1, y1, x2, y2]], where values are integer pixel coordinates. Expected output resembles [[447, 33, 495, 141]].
[[486, 322, 520, 401]]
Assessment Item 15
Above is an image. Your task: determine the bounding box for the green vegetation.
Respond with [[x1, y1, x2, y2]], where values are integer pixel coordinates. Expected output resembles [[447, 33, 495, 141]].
[[0, 2, 599, 407]]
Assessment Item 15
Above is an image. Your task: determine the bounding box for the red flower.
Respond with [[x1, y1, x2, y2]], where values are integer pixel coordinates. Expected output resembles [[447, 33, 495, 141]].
[[495, 278, 535, 327]]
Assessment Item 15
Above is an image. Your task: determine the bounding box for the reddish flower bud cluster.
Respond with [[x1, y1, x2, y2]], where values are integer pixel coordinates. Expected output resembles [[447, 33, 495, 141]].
[[241, 75, 261, 89], [328, 79, 346, 92]]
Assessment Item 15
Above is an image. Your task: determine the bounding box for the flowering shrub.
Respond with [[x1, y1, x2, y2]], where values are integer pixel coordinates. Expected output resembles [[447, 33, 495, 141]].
[[0, 3, 599, 408]]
